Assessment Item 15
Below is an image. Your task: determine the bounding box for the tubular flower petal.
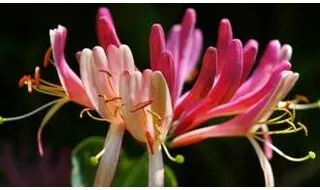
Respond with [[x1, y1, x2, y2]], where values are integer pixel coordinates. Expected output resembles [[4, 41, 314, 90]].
[[150, 8, 203, 106], [79, 44, 135, 186], [119, 70, 173, 186], [96, 7, 121, 49], [146, 11, 315, 186]]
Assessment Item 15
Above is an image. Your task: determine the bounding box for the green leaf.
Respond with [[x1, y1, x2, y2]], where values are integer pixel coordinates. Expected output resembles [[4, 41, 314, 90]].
[[71, 136, 104, 187], [71, 136, 178, 187], [112, 152, 178, 187]]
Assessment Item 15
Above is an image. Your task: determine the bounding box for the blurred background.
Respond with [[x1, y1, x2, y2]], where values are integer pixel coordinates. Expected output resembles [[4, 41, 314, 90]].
[[0, 3, 319, 186]]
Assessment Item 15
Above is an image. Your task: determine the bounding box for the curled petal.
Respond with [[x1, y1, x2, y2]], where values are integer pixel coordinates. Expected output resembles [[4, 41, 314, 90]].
[[49, 25, 91, 107], [150, 24, 166, 72], [97, 12, 121, 50], [151, 71, 173, 136], [174, 40, 243, 134], [79, 49, 100, 111], [174, 47, 216, 119], [241, 39, 258, 83]]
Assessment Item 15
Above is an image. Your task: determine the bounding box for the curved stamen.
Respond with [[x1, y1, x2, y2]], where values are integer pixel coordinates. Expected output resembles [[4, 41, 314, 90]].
[[0, 99, 61, 124], [162, 142, 184, 164], [253, 135, 316, 162], [254, 121, 308, 136], [80, 108, 112, 123]]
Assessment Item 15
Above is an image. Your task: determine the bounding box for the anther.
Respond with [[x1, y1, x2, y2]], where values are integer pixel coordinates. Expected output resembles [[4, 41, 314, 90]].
[[43, 47, 53, 68], [34, 66, 41, 88], [18, 75, 29, 87], [131, 100, 153, 113], [105, 97, 122, 103], [294, 95, 309, 103], [99, 69, 113, 77]]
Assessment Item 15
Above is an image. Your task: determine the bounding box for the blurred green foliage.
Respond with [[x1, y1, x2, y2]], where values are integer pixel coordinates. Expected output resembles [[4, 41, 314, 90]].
[[0, 4, 319, 187], [71, 136, 177, 186]]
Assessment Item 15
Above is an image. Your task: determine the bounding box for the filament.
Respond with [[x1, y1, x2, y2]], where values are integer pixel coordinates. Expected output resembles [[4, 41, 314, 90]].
[[162, 142, 184, 164], [0, 99, 62, 124], [79, 108, 112, 123], [254, 135, 316, 162]]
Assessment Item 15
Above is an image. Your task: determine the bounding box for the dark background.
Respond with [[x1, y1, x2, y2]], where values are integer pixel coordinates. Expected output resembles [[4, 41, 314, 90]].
[[0, 4, 319, 186]]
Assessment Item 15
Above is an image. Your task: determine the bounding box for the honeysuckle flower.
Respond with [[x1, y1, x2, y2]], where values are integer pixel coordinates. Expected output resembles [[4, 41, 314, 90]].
[[78, 44, 135, 186], [2, 25, 92, 156], [150, 8, 202, 106], [149, 9, 315, 186], [119, 69, 174, 187]]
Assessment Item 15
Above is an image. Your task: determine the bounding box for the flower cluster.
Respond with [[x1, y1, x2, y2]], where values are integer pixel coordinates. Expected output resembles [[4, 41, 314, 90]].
[[1, 6, 318, 187]]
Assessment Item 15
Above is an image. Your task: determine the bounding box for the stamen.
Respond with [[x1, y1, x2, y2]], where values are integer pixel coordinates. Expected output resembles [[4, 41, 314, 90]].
[[146, 109, 162, 141], [258, 108, 294, 125], [79, 108, 112, 122], [90, 148, 105, 166], [131, 100, 153, 113], [0, 99, 61, 124], [254, 121, 308, 136], [162, 142, 184, 164], [43, 47, 53, 68], [254, 135, 316, 162]]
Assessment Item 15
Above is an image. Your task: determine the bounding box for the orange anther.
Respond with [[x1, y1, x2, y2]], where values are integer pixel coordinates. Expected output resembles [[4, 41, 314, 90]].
[[43, 47, 52, 68], [295, 95, 309, 103], [284, 101, 291, 109], [105, 97, 122, 103], [131, 100, 153, 113], [18, 75, 29, 87], [99, 69, 112, 77], [34, 67, 41, 88]]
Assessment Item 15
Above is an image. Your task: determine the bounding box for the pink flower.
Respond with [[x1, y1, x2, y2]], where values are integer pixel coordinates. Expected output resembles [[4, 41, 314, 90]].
[[150, 8, 202, 106], [17, 25, 93, 156], [149, 9, 315, 186], [119, 69, 173, 187]]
